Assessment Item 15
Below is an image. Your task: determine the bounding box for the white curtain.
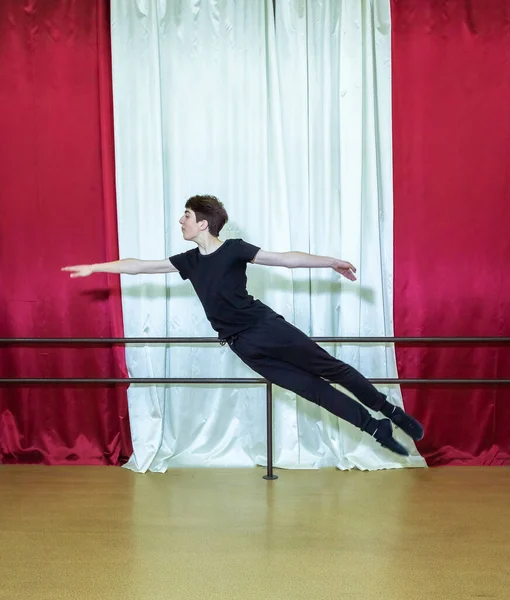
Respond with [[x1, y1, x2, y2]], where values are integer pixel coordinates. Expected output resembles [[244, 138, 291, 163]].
[[110, 0, 426, 472]]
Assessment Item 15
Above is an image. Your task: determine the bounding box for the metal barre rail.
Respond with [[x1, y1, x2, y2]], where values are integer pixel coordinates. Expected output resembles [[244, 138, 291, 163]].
[[1, 378, 509, 384], [1, 336, 509, 479], [1, 337, 510, 343]]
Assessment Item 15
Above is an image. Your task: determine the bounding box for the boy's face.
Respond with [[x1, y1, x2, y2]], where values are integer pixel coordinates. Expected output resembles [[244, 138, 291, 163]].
[[179, 208, 206, 241]]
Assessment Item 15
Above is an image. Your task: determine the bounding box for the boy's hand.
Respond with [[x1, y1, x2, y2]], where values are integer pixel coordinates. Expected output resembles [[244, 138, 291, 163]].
[[61, 265, 95, 278], [331, 260, 357, 281]]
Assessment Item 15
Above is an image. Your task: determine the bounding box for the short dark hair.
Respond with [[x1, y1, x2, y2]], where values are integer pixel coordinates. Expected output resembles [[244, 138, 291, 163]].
[[185, 195, 228, 237]]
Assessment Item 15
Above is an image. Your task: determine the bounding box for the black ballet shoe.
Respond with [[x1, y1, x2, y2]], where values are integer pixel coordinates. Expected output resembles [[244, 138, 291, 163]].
[[372, 419, 410, 457], [389, 407, 424, 441]]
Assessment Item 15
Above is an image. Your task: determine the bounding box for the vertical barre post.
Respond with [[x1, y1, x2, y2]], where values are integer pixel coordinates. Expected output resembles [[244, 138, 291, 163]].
[[263, 382, 278, 480]]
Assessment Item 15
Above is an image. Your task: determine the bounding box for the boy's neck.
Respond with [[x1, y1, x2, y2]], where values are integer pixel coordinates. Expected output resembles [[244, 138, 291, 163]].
[[196, 234, 223, 255]]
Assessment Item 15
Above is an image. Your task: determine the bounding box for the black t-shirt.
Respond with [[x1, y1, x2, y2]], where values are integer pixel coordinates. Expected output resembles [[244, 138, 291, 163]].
[[169, 238, 278, 338]]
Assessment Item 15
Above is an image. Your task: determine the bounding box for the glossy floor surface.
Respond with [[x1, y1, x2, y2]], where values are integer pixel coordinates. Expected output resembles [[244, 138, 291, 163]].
[[1, 465, 508, 600]]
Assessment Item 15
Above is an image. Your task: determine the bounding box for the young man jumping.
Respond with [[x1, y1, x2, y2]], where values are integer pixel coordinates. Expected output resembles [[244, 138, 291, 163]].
[[63, 194, 424, 457]]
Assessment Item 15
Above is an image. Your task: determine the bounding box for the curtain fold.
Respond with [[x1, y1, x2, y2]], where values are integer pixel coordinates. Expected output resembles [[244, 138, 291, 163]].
[[112, 0, 424, 472], [0, 0, 131, 465]]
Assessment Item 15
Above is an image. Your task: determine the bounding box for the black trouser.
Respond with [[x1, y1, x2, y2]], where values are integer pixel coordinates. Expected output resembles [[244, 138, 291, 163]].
[[226, 315, 388, 432]]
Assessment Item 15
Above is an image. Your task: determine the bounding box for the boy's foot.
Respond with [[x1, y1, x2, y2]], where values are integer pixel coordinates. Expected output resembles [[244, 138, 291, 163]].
[[389, 407, 424, 441], [372, 419, 410, 456]]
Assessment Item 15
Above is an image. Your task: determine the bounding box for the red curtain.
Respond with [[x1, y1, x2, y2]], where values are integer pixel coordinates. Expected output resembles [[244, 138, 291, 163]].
[[0, 0, 132, 464], [391, 0, 510, 465]]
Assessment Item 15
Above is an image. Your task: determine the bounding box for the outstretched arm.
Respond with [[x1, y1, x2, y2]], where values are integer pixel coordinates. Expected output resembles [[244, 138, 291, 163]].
[[62, 258, 178, 278], [252, 250, 357, 281]]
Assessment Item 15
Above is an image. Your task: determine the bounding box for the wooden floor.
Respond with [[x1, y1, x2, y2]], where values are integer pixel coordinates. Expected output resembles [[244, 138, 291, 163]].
[[0, 465, 509, 600]]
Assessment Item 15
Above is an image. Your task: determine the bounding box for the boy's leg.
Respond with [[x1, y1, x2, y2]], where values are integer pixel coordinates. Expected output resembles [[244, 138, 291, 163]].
[[228, 330, 409, 456], [236, 316, 424, 442]]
